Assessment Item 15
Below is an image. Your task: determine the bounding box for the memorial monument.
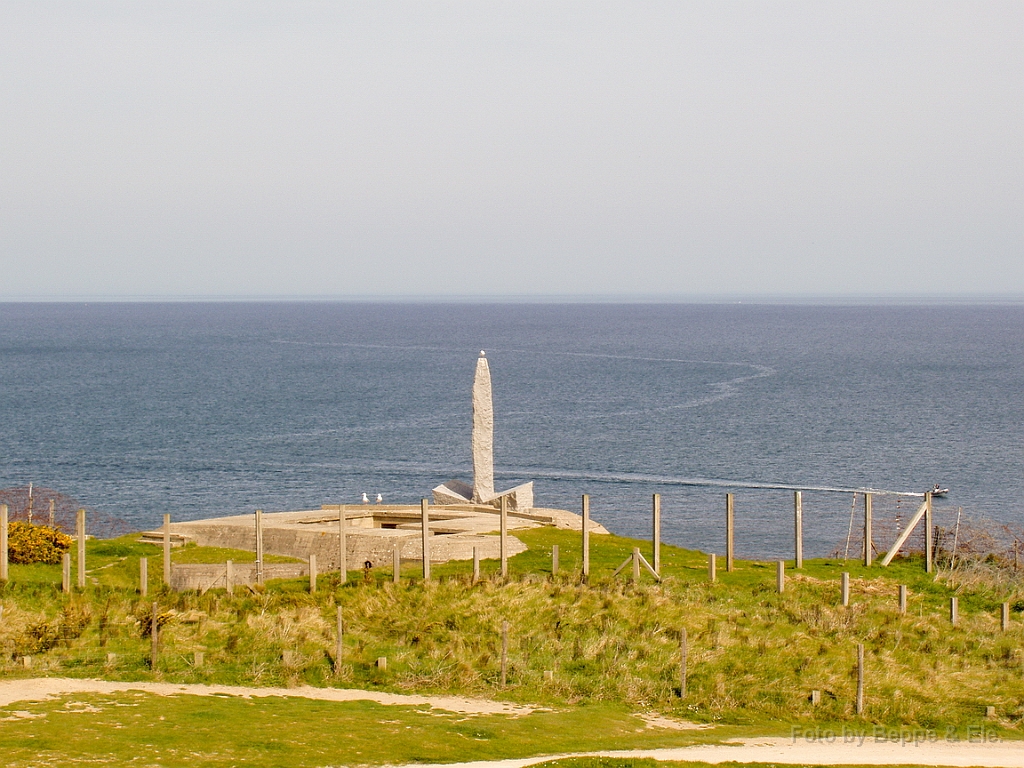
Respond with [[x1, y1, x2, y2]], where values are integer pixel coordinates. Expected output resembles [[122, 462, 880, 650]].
[[432, 352, 534, 511]]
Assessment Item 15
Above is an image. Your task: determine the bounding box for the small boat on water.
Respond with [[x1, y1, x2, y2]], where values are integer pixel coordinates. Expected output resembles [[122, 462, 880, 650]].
[[930, 484, 949, 497]]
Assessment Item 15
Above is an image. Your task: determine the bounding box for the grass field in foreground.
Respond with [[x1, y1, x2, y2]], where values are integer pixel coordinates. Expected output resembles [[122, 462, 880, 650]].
[[0, 692, 736, 767], [0, 691, 977, 768], [1, 525, 1022, 740]]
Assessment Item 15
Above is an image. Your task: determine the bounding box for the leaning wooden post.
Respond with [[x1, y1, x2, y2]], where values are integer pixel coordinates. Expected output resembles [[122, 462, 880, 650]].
[[924, 492, 934, 573], [725, 493, 735, 572], [499, 494, 508, 579], [61, 552, 71, 593], [863, 492, 873, 567], [793, 491, 803, 569], [254, 509, 264, 586], [338, 506, 347, 585], [0, 503, 8, 583], [76, 508, 86, 589], [776, 560, 785, 593], [393, 546, 401, 584], [150, 602, 159, 671], [898, 584, 907, 614], [420, 499, 430, 580], [139, 557, 148, 597], [841, 572, 850, 607], [308, 553, 317, 593], [708, 553, 716, 582], [856, 643, 865, 715], [652, 493, 661, 575], [679, 628, 688, 698], [1001, 602, 1010, 631], [162, 513, 172, 585], [334, 606, 343, 674], [500, 620, 509, 686], [551, 544, 559, 576], [581, 494, 590, 582]]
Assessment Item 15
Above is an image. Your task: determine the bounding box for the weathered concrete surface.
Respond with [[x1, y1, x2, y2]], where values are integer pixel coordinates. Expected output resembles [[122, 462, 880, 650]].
[[471, 352, 495, 503], [432, 480, 474, 506], [170, 563, 307, 591], [143, 505, 547, 577]]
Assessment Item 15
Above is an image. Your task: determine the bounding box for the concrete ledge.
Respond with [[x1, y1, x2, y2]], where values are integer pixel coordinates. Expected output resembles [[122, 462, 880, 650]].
[[170, 563, 307, 592]]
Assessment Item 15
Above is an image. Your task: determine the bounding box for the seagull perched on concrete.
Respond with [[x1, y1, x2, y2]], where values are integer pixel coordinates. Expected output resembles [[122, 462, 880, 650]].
[[361, 493, 369, 504], [376, 493, 382, 504]]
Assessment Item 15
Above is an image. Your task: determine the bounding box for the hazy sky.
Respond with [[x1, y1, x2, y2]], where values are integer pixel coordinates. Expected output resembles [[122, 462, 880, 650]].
[[1, 1, 1021, 300]]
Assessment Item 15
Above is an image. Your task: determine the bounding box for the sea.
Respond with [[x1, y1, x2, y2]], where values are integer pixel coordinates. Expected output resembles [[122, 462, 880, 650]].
[[1, 301, 1022, 559]]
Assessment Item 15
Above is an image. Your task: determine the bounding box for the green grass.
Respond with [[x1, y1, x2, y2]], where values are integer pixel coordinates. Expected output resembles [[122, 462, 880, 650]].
[[1, 526, 1022, 762], [0, 694, 744, 767]]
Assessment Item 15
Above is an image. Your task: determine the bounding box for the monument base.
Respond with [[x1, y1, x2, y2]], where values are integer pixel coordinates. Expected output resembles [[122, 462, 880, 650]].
[[432, 480, 534, 512]]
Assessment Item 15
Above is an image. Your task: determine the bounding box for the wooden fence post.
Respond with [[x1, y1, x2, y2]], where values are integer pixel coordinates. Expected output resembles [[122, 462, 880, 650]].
[[581, 494, 590, 582], [631, 547, 640, 583], [925, 492, 934, 573], [793, 491, 803, 569], [49, 499, 55, 528], [471, 546, 479, 584], [309, 553, 317, 593], [139, 557, 148, 597], [76, 508, 86, 589], [725, 493, 735, 572], [1002, 602, 1010, 631], [393, 546, 401, 584], [150, 602, 159, 671], [652, 493, 661, 575], [856, 643, 865, 715], [500, 495, 508, 579], [679, 628, 688, 698], [898, 584, 907, 614], [338, 506, 347, 585], [421, 499, 430, 580], [841, 572, 850, 607], [254, 510, 264, 586], [950, 596, 958, 625], [62, 552, 70, 593], [0, 503, 8, 583], [551, 544, 559, 576], [226, 560, 234, 594], [334, 606, 343, 675], [500, 620, 509, 686], [163, 513, 172, 585], [864, 492, 873, 567], [776, 560, 785, 593], [708, 553, 716, 582]]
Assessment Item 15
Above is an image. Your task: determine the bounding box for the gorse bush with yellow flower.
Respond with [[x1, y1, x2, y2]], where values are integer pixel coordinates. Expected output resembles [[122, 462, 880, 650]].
[[7, 521, 73, 564]]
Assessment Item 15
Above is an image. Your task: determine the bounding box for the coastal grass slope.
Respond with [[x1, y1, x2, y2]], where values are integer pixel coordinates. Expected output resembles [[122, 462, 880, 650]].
[[0, 527, 1021, 766]]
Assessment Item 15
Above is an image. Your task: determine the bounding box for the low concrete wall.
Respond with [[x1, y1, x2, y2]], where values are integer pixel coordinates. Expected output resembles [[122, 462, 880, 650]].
[[170, 563, 307, 592]]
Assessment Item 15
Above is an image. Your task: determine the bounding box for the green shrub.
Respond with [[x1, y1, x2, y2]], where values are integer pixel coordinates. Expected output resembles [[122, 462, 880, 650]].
[[7, 521, 74, 564]]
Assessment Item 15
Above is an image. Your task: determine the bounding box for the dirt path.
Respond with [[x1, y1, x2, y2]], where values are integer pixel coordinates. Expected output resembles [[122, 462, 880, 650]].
[[390, 738, 1024, 768], [0, 677, 534, 715]]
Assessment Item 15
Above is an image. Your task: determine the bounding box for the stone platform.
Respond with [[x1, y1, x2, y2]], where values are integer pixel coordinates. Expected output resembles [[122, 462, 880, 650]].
[[142, 503, 607, 573]]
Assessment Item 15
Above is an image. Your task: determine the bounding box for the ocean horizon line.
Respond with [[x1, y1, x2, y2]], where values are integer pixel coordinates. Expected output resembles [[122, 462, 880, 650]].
[[2, 293, 1024, 306]]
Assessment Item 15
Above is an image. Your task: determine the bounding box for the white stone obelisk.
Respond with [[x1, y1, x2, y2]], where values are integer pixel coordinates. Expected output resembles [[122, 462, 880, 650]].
[[471, 351, 494, 503]]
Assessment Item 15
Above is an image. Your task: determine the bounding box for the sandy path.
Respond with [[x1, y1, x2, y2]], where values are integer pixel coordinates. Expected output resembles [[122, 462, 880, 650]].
[[0, 677, 533, 715], [392, 738, 1024, 768]]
